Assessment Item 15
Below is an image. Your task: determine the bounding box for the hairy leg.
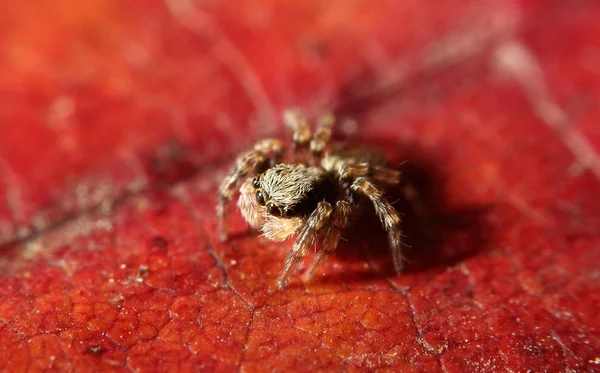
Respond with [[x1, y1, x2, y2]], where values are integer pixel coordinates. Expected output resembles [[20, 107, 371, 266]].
[[306, 200, 353, 280], [283, 109, 312, 164], [217, 139, 284, 241], [339, 163, 401, 185], [351, 177, 405, 273], [339, 160, 429, 233], [278, 201, 333, 289], [310, 112, 335, 161]]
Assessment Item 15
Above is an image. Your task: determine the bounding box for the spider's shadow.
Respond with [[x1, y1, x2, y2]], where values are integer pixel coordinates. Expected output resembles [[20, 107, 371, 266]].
[[299, 59, 492, 283], [314, 137, 493, 282]]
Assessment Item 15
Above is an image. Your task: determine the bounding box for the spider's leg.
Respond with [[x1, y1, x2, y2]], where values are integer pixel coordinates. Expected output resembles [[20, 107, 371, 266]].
[[351, 177, 405, 273], [309, 112, 335, 162], [217, 139, 284, 241], [283, 109, 312, 164], [339, 163, 401, 186], [278, 201, 333, 289], [306, 200, 353, 280], [341, 162, 429, 233]]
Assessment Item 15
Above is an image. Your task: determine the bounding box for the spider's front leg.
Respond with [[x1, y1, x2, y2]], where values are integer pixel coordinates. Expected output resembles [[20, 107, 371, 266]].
[[305, 200, 353, 280], [351, 177, 405, 273], [217, 139, 284, 241], [278, 201, 333, 289]]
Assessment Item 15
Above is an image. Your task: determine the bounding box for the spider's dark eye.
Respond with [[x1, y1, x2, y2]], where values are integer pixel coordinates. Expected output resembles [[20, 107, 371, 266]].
[[256, 191, 265, 205], [283, 208, 294, 217], [267, 203, 280, 216], [251, 177, 260, 189]]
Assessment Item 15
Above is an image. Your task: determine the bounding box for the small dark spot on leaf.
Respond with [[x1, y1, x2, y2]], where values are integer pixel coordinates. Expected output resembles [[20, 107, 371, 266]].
[[138, 265, 149, 276], [145, 140, 199, 185], [300, 35, 329, 59], [150, 236, 169, 250]]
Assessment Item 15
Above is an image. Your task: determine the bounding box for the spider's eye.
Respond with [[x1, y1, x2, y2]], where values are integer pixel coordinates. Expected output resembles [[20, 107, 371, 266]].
[[267, 203, 280, 216], [251, 177, 260, 189], [256, 191, 265, 205], [282, 208, 294, 217]]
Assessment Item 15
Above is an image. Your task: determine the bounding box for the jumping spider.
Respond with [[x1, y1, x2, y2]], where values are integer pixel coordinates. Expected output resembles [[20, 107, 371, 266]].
[[217, 109, 414, 289]]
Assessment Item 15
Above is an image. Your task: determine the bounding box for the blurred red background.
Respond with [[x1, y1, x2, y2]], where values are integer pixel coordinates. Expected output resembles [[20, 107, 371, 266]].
[[1, 0, 599, 372]]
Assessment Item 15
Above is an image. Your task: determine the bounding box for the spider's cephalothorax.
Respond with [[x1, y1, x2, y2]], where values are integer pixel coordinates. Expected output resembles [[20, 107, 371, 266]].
[[217, 109, 409, 289]]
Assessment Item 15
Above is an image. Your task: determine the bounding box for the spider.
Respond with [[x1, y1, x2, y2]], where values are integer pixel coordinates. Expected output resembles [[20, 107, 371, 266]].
[[217, 109, 414, 289]]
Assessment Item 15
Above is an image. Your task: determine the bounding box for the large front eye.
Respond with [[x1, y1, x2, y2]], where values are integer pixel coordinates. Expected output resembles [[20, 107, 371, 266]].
[[256, 190, 265, 205], [283, 207, 294, 217], [267, 203, 280, 216]]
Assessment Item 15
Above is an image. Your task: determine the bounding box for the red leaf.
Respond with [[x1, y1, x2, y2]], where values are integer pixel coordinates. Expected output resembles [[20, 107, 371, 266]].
[[1, 0, 599, 372]]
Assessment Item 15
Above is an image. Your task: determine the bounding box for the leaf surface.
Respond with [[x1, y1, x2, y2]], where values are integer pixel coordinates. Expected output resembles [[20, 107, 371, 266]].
[[1, 0, 599, 372]]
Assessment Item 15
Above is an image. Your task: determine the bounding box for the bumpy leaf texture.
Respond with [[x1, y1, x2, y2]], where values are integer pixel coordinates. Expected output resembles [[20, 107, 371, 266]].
[[1, 0, 600, 372]]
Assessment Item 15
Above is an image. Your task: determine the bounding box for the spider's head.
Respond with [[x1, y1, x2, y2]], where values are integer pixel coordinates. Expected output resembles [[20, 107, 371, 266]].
[[237, 164, 323, 242], [250, 164, 324, 219]]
